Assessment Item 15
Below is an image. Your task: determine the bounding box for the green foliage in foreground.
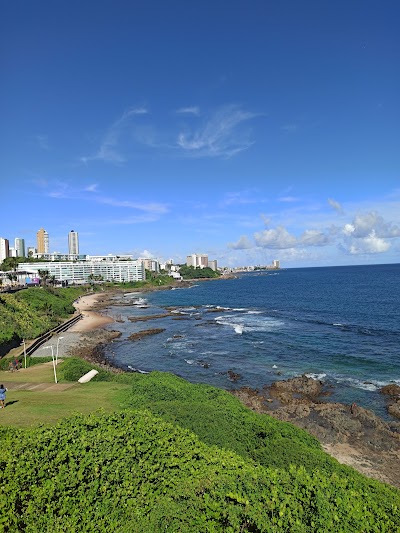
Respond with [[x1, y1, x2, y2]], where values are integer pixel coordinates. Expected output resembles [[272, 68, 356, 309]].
[[0, 287, 86, 345], [0, 410, 399, 532]]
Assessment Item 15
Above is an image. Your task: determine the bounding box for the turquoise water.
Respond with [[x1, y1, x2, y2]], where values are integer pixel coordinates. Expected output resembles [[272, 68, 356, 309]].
[[104, 264, 400, 418]]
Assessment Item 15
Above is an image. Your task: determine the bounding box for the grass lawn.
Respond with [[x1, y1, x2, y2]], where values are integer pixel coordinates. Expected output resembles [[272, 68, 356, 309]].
[[0, 362, 57, 383], [0, 362, 130, 428]]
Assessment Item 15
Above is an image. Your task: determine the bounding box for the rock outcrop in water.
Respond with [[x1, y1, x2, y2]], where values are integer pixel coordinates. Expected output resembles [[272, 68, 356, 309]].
[[380, 384, 400, 419]]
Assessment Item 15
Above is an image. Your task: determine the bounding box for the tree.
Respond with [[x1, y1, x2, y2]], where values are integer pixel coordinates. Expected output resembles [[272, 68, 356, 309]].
[[37, 269, 50, 287]]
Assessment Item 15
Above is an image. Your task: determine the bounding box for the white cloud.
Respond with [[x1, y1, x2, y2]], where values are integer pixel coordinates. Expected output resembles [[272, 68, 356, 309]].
[[228, 235, 253, 250], [328, 198, 344, 214], [300, 229, 330, 246], [176, 106, 200, 116], [34, 134, 50, 150], [84, 183, 98, 192], [96, 196, 168, 214], [340, 211, 400, 255], [220, 190, 262, 207], [81, 107, 148, 164], [281, 124, 298, 132], [177, 104, 258, 158], [278, 196, 300, 203], [254, 226, 297, 249], [348, 231, 391, 254]]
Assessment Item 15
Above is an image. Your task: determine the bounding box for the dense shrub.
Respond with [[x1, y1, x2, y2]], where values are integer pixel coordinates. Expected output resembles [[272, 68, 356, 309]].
[[0, 410, 399, 532], [59, 357, 114, 382]]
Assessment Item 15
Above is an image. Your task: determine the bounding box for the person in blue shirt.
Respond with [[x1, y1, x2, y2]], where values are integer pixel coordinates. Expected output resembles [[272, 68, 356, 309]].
[[0, 384, 7, 409]]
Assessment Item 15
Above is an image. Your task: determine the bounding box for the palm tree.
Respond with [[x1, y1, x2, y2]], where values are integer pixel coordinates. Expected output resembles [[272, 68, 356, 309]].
[[38, 269, 50, 287]]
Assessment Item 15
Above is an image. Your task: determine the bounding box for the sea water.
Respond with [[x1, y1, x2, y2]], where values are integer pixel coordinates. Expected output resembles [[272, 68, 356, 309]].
[[104, 264, 400, 418]]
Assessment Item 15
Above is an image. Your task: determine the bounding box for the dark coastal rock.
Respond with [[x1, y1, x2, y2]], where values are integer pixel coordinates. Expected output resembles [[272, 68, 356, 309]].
[[128, 313, 171, 322], [380, 384, 400, 398], [197, 360, 210, 369], [128, 328, 165, 341], [380, 384, 400, 419], [227, 370, 241, 382], [231, 377, 400, 488], [268, 374, 324, 403]]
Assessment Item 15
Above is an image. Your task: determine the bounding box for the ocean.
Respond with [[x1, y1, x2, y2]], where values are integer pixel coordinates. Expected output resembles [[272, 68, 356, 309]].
[[104, 263, 400, 419]]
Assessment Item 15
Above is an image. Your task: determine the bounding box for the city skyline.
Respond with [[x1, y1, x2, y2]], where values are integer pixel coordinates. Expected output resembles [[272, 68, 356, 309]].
[[1, 2, 399, 268]]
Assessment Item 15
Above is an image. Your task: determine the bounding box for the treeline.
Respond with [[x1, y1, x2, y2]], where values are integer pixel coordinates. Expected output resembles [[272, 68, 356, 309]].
[[0, 287, 86, 348], [179, 265, 221, 279], [2, 358, 397, 531]]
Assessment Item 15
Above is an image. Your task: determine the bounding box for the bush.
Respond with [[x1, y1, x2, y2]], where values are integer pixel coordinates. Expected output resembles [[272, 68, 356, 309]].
[[0, 410, 399, 532], [59, 357, 113, 382]]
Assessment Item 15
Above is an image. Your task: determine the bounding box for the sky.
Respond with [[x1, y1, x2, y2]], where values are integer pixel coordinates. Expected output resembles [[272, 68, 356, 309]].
[[1, 0, 399, 268]]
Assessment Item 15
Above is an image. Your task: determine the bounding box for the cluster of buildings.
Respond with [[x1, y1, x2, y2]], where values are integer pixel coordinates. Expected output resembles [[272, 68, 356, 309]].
[[1, 227, 279, 287], [0, 228, 222, 286]]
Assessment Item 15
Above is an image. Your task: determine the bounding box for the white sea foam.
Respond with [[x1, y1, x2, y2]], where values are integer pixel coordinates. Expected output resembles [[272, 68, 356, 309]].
[[305, 373, 327, 381], [185, 359, 194, 365], [333, 375, 391, 392], [215, 314, 284, 333], [272, 364, 278, 369]]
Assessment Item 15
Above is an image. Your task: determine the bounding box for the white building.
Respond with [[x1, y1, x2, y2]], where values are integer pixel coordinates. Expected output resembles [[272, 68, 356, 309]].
[[18, 260, 145, 284], [186, 254, 209, 269], [209, 260, 218, 271], [86, 254, 133, 262], [272, 259, 280, 269], [68, 230, 79, 255], [0, 237, 10, 262]]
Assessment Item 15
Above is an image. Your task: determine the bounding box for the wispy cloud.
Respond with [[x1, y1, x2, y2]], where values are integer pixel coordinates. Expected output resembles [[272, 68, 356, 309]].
[[176, 106, 200, 116], [278, 196, 300, 203], [328, 198, 344, 214], [220, 189, 264, 207], [81, 107, 148, 164], [84, 183, 98, 192], [34, 134, 50, 150], [280, 124, 298, 133], [95, 196, 169, 215], [176, 104, 258, 158]]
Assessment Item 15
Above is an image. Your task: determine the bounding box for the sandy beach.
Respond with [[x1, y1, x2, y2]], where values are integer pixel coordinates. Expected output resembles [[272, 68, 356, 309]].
[[69, 293, 115, 332]]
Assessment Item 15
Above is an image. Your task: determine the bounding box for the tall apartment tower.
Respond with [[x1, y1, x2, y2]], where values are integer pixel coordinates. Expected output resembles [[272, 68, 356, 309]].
[[186, 253, 209, 269], [68, 230, 79, 255], [15, 238, 26, 257], [37, 228, 49, 254], [0, 237, 10, 262]]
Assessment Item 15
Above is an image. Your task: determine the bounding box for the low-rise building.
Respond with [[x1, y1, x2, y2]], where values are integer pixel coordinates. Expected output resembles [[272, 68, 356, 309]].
[[17, 260, 145, 284]]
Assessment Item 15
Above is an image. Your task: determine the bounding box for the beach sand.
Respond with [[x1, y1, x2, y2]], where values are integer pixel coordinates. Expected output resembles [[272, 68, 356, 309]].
[[69, 293, 115, 332]]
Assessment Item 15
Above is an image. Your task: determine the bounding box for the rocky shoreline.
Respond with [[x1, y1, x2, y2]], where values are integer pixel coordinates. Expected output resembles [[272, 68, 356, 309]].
[[232, 375, 400, 488]]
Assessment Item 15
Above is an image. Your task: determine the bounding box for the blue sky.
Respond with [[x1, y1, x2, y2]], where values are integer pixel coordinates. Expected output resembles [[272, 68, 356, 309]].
[[1, 1, 399, 267]]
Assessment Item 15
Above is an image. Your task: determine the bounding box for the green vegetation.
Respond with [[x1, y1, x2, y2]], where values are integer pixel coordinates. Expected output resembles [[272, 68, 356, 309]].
[[0, 286, 86, 345], [0, 408, 399, 531], [0, 362, 399, 530], [179, 264, 221, 279]]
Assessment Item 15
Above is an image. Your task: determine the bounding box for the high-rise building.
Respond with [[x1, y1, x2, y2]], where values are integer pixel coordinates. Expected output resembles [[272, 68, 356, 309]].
[[209, 260, 218, 271], [15, 238, 25, 257], [27, 246, 36, 257], [0, 237, 10, 262], [186, 254, 209, 269], [68, 230, 79, 255], [272, 259, 280, 269], [37, 228, 49, 254]]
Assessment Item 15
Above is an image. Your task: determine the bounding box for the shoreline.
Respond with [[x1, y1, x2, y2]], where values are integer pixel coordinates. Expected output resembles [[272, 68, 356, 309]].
[[62, 285, 400, 489]]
